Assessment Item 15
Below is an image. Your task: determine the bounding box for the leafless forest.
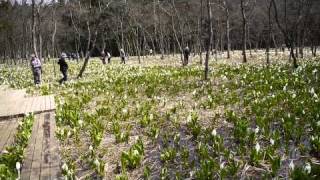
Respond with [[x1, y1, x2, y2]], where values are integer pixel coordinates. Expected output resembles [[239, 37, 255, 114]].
[[0, 0, 319, 66], [1, 1, 320, 179]]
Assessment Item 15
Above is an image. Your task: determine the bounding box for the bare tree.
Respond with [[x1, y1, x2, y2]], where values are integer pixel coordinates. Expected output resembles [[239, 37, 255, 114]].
[[240, 0, 247, 63], [31, 0, 38, 57], [205, 0, 213, 80]]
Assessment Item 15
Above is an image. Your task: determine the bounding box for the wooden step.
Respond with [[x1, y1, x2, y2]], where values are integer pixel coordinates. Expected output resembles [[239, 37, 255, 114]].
[[0, 94, 56, 120]]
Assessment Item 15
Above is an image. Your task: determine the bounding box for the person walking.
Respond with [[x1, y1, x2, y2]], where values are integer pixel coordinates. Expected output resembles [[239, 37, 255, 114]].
[[106, 51, 111, 64], [120, 48, 126, 64], [183, 46, 190, 66], [58, 53, 69, 84], [101, 51, 107, 64], [30, 54, 42, 86]]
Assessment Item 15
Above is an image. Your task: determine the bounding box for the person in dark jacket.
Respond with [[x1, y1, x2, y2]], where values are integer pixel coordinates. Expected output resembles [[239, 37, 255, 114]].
[[101, 51, 107, 64], [58, 53, 69, 84], [106, 52, 111, 64], [30, 54, 42, 85], [120, 48, 126, 64], [183, 46, 190, 66]]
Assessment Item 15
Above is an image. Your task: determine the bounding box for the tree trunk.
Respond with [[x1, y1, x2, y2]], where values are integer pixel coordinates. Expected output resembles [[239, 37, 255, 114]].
[[225, 0, 231, 59], [266, 0, 272, 65], [241, 0, 247, 63], [272, 33, 278, 56], [85, 21, 91, 58], [199, 0, 204, 64], [135, 27, 141, 63], [78, 31, 98, 78], [31, 0, 38, 57], [37, 5, 42, 60], [271, 0, 298, 68], [205, 0, 212, 80], [51, 9, 57, 59]]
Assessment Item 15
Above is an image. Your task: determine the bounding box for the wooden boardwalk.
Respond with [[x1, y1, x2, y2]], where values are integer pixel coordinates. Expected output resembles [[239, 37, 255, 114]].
[[0, 87, 55, 119], [0, 86, 62, 179], [21, 112, 62, 180]]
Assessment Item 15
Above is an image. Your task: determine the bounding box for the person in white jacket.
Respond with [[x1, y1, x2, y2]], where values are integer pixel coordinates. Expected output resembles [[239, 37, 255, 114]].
[[30, 54, 42, 85]]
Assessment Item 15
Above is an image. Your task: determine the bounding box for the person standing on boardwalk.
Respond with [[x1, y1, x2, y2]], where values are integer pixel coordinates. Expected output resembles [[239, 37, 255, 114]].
[[58, 53, 69, 84], [183, 46, 190, 66], [120, 48, 126, 64], [30, 54, 42, 86]]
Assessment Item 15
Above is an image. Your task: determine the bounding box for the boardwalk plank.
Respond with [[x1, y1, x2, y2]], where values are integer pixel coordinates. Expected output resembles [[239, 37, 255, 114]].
[[32, 96, 40, 113], [24, 98, 34, 115], [0, 88, 55, 119], [21, 114, 41, 180], [21, 99, 29, 115], [0, 118, 18, 152], [40, 113, 51, 179], [21, 112, 61, 180], [50, 96, 54, 110], [46, 96, 50, 111], [49, 113, 61, 179], [29, 113, 45, 180]]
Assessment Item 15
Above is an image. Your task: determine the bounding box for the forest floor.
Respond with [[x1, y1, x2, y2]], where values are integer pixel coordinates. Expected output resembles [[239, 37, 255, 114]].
[[0, 50, 320, 179]]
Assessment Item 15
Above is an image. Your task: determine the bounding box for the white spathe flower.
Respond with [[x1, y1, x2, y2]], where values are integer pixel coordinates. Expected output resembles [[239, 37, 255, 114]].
[[79, 120, 83, 127], [310, 88, 315, 95], [89, 145, 93, 151], [16, 162, 21, 170], [192, 90, 197, 96], [283, 84, 287, 91], [292, 93, 296, 99], [304, 162, 311, 174], [133, 150, 139, 156], [312, 68, 318, 75], [122, 108, 128, 114], [255, 143, 260, 152], [211, 129, 217, 137], [94, 159, 100, 167], [313, 93, 318, 99], [317, 121, 320, 127], [62, 163, 68, 171], [187, 114, 192, 123], [311, 136, 315, 141], [254, 126, 260, 134], [220, 162, 225, 169], [270, 138, 275, 146], [189, 170, 195, 178], [289, 160, 295, 171]]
